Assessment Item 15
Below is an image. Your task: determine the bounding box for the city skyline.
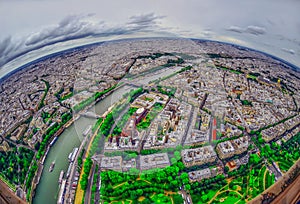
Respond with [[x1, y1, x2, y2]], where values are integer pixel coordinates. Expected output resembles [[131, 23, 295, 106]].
[[1, 0, 300, 78]]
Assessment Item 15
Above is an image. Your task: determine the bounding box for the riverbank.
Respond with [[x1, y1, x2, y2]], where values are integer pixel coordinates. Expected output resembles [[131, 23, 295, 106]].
[[32, 85, 133, 204], [74, 100, 122, 204], [32, 116, 94, 204], [29, 115, 76, 203], [29, 84, 122, 202]]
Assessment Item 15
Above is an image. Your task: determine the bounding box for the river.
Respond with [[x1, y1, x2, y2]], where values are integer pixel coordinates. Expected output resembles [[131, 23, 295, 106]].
[[32, 85, 134, 204], [32, 66, 180, 204]]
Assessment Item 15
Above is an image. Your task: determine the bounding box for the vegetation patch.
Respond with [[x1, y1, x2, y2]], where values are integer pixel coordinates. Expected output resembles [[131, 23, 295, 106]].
[[100, 162, 185, 203], [136, 103, 164, 131]]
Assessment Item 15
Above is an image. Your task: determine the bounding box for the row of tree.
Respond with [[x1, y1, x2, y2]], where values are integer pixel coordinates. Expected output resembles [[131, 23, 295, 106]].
[[104, 151, 138, 161], [80, 156, 93, 190], [156, 85, 176, 97], [189, 174, 227, 196], [0, 147, 34, 186], [25, 161, 38, 201], [112, 107, 138, 135], [36, 112, 72, 160], [100, 161, 185, 202], [73, 85, 117, 112]]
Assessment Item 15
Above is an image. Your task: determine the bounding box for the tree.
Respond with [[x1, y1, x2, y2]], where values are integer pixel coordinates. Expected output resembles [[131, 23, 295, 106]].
[[129, 168, 139, 175], [173, 194, 184, 203], [201, 194, 208, 202], [171, 180, 178, 188], [249, 154, 260, 165], [176, 161, 185, 171], [80, 157, 93, 190], [170, 157, 177, 165], [224, 166, 229, 173], [258, 135, 265, 144], [181, 172, 189, 185], [136, 189, 144, 196], [185, 184, 191, 191], [174, 151, 181, 160], [141, 198, 152, 204]]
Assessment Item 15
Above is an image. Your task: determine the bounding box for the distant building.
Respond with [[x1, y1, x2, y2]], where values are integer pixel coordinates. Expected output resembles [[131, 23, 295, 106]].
[[140, 153, 170, 170], [231, 136, 248, 154], [100, 156, 122, 171], [121, 116, 137, 138], [216, 141, 235, 159], [216, 136, 249, 159], [135, 107, 147, 124], [0, 141, 10, 152], [188, 168, 211, 182], [122, 158, 136, 172], [181, 145, 217, 167]]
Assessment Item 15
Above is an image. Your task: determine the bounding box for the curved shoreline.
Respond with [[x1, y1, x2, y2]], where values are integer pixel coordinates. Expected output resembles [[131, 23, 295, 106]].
[[31, 84, 128, 204]]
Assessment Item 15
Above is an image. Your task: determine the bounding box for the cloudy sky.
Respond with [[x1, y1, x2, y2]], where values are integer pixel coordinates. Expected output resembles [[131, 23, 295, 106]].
[[0, 0, 300, 78]]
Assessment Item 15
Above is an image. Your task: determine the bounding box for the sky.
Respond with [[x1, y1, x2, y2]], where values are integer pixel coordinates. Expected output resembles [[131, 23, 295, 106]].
[[0, 0, 300, 78]]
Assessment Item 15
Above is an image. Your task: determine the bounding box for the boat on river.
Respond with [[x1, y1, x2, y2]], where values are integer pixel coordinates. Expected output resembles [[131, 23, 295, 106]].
[[49, 161, 55, 172], [58, 170, 64, 184]]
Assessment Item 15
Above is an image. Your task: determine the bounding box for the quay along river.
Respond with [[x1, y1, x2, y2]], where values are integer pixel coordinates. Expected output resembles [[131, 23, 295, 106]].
[[32, 65, 180, 204], [33, 85, 134, 204]]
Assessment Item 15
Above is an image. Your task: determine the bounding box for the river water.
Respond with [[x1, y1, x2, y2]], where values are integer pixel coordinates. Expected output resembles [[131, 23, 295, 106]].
[[32, 66, 180, 204], [32, 85, 134, 204]]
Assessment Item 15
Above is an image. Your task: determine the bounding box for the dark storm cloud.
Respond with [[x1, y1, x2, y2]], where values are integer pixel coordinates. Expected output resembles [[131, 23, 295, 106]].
[[245, 26, 266, 35], [226, 25, 266, 35], [281, 48, 295, 55], [24, 14, 98, 46], [129, 13, 165, 27], [0, 36, 13, 56], [227, 26, 244, 33], [0, 13, 164, 68], [278, 35, 300, 47]]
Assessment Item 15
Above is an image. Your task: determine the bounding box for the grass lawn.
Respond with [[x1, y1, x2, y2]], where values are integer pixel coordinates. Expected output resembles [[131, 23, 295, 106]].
[[277, 161, 292, 172], [151, 193, 172, 204], [223, 195, 241, 203], [227, 164, 269, 201], [136, 103, 164, 131], [106, 178, 169, 203], [258, 166, 266, 190], [246, 74, 257, 80], [236, 199, 247, 204], [206, 189, 218, 201], [214, 191, 242, 203]]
